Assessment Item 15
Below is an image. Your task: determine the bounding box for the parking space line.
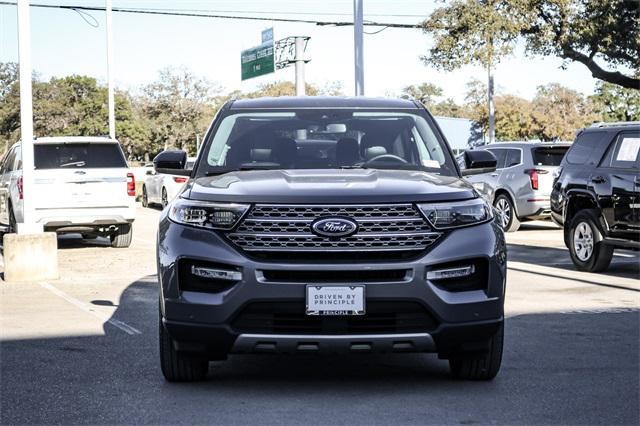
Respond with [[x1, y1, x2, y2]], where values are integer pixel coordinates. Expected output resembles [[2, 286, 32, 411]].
[[39, 282, 142, 335]]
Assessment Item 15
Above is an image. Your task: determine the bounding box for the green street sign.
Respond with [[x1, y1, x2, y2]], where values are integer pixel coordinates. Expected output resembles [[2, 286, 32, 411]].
[[241, 42, 274, 81]]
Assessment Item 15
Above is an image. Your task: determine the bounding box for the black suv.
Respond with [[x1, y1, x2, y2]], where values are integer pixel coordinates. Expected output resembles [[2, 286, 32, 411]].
[[551, 122, 640, 272], [154, 97, 506, 382]]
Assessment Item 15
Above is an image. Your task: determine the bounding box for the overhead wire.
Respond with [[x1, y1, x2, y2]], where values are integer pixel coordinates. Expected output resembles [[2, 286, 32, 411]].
[[0, 1, 423, 29]]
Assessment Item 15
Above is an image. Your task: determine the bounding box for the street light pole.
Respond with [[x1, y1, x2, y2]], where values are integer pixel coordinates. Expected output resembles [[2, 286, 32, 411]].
[[353, 0, 364, 96], [106, 0, 115, 139], [16, 0, 39, 234], [294, 36, 305, 96]]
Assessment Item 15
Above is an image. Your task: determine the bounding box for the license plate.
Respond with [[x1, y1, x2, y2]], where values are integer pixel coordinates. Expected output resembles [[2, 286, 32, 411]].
[[306, 286, 365, 316]]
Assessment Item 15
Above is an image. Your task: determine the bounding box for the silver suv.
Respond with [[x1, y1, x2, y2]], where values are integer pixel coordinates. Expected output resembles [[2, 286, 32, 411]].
[[463, 142, 571, 232]]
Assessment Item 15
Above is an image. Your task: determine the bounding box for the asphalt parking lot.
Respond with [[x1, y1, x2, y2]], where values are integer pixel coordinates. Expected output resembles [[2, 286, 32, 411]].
[[1, 205, 638, 425]]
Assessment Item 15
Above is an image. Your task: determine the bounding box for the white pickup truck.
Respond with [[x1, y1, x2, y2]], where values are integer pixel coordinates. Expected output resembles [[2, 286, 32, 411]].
[[0, 137, 136, 247]]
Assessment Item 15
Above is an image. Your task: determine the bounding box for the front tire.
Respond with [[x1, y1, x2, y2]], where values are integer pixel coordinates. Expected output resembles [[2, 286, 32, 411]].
[[161, 187, 168, 209], [568, 210, 613, 272], [493, 194, 520, 232], [8, 203, 17, 233], [449, 322, 504, 381], [110, 224, 132, 248], [141, 185, 149, 208], [159, 313, 208, 382]]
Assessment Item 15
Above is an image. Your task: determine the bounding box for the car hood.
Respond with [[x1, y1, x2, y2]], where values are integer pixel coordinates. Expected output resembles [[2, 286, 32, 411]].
[[185, 169, 476, 203]]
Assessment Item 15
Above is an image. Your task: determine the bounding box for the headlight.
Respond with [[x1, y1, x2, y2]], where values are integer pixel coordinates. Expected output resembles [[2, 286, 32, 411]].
[[417, 198, 493, 229], [168, 199, 250, 230]]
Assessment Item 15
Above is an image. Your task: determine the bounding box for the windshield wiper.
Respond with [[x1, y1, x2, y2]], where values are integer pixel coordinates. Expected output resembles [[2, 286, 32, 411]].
[[204, 164, 282, 176], [60, 161, 86, 168]]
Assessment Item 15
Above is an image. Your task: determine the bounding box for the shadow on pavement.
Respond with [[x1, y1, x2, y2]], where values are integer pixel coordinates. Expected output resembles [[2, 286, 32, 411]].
[[1, 277, 638, 425], [507, 243, 640, 281]]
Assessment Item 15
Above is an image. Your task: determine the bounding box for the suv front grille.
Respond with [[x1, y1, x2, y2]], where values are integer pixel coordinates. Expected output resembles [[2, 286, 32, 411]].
[[227, 204, 441, 253]]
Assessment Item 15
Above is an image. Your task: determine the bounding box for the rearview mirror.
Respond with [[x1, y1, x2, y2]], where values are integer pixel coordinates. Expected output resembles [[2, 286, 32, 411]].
[[461, 150, 497, 176], [153, 150, 190, 176]]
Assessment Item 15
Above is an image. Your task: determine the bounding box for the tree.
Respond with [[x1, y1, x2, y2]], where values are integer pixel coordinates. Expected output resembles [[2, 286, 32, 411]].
[[0, 71, 148, 158], [141, 67, 220, 156], [239, 80, 344, 98], [401, 83, 443, 105], [400, 83, 469, 118], [589, 81, 640, 122], [531, 83, 598, 141], [421, 0, 640, 89], [494, 95, 536, 140]]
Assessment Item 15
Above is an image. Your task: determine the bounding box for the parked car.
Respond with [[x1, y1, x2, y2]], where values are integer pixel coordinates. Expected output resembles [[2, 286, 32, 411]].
[[142, 155, 195, 208], [463, 142, 571, 232], [0, 137, 136, 247], [551, 122, 640, 272], [155, 96, 507, 382]]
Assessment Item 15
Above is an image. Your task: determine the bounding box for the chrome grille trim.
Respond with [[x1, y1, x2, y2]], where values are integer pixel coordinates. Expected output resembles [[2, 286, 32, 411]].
[[227, 204, 441, 252]]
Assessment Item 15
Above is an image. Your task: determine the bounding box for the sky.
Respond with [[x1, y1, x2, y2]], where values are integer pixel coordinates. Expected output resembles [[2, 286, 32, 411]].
[[0, 0, 600, 103]]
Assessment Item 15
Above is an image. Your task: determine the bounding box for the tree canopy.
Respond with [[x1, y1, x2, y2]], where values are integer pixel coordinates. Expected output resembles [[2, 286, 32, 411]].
[[421, 0, 640, 89]]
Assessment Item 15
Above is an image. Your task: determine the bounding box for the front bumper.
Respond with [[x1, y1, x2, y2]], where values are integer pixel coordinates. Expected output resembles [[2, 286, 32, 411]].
[[158, 217, 507, 357]]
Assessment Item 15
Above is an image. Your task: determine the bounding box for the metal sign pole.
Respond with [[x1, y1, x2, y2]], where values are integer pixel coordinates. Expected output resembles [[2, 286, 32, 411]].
[[294, 36, 305, 96], [353, 0, 364, 96], [16, 0, 39, 234], [106, 0, 115, 139]]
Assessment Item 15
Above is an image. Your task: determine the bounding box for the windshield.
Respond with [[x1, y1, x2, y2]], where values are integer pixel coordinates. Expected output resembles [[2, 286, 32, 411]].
[[197, 109, 457, 176]]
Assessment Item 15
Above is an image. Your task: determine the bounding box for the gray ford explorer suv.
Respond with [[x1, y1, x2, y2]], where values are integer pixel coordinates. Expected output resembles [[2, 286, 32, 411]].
[[155, 97, 507, 382]]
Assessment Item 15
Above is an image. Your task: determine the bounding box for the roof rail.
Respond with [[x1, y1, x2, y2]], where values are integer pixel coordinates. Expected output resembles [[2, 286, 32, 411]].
[[589, 121, 640, 128]]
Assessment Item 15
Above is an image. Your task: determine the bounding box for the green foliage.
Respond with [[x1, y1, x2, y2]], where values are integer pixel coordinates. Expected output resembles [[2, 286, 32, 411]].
[[0, 70, 148, 158], [140, 66, 220, 157], [400, 82, 470, 119], [461, 79, 598, 141], [422, 0, 640, 89], [531, 83, 598, 140], [589, 81, 640, 122], [421, 0, 525, 70], [239, 80, 344, 98]]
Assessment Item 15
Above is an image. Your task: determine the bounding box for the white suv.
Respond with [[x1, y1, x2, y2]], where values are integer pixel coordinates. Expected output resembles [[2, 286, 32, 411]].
[[0, 137, 136, 247]]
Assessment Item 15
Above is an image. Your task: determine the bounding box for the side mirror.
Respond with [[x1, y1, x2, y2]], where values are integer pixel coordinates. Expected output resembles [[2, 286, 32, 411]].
[[153, 150, 190, 176], [145, 169, 155, 176], [461, 150, 497, 176]]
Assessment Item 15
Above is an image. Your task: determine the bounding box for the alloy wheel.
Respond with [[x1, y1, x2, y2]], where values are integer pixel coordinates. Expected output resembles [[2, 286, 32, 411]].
[[573, 221, 594, 261], [495, 198, 511, 229]]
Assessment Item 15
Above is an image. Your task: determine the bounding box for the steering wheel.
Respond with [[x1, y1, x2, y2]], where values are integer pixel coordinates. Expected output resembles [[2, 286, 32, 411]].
[[363, 154, 409, 166]]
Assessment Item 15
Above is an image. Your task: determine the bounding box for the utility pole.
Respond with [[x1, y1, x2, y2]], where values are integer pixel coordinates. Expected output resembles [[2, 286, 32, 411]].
[[353, 0, 364, 96], [16, 0, 39, 234], [294, 36, 305, 96], [487, 67, 495, 143], [7, 0, 57, 283], [106, 0, 115, 139]]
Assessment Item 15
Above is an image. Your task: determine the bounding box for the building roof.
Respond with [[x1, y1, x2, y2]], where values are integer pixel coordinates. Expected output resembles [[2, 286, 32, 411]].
[[230, 96, 420, 110]]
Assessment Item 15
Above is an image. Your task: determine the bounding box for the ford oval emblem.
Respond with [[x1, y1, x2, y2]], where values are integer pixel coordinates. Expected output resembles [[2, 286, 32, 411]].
[[311, 217, 358, 238]]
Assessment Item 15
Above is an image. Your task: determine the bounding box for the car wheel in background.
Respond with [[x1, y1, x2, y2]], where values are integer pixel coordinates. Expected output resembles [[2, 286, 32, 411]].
[[568, 210, 613, 272], [110, 224, 133, 248], [159, 311, 208, 382], [8, 204, 16, 233], [449, 321, 504, 381], [142, 185, 149, 208], [161, 188, 168, 209], [493, 194, 520, 232]]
